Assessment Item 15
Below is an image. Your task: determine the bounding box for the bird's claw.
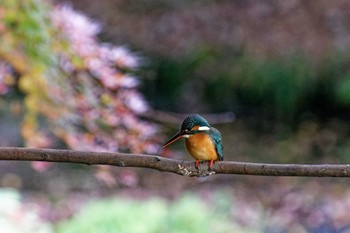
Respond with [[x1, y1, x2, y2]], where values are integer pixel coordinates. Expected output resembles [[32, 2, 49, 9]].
[[195, 160, 200, 169], [195, 160, 215, 170], [209, 160, 214, 170]]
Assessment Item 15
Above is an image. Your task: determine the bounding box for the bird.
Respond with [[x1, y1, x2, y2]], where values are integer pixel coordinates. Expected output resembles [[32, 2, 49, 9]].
[[163, 114, 223, 169]]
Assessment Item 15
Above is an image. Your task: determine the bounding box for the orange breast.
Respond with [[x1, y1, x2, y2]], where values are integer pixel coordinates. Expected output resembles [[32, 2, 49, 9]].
[[185, 132, 218, 161]]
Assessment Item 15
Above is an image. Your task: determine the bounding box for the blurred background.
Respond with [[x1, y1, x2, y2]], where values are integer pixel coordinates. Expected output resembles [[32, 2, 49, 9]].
[[2, 0, 350, 232]]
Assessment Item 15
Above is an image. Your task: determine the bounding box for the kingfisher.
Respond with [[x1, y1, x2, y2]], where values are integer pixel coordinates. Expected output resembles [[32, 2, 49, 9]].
[[163, 114, 223, 169]]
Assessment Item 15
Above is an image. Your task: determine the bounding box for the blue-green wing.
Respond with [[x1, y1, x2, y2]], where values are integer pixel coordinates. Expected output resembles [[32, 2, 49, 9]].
[[209, 127, 223, 161]]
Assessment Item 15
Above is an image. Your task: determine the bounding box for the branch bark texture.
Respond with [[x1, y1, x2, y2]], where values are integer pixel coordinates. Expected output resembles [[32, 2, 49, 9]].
[[1, 147, 350, 177]]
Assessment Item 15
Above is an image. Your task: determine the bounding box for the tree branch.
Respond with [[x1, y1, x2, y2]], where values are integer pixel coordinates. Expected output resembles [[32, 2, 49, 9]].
[[141, 110, 235, 127], [0, 147, 350, 177]]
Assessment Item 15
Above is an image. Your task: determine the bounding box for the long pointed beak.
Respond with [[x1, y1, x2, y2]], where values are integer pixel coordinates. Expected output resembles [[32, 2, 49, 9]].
[[163, 131, 186, 147]]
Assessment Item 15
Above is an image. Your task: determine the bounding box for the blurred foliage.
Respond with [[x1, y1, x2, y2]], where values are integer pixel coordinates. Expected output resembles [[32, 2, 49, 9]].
[[0, 188, 53, 233], [56, 193, 254, 233], [0, 0, 159, 154], [64, 0, 350, 127], [54, 186, 350, 233], [219, 119, 350, 164], [68, 0, 350, 58], [144, 49, 350, 126], [3, 181, 350, 233]]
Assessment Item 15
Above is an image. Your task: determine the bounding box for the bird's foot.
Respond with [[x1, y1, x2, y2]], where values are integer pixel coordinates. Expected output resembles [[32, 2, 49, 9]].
[[209, 160, 214, 170], [196, 160, 215, 170], [195, 160, 200, 169]]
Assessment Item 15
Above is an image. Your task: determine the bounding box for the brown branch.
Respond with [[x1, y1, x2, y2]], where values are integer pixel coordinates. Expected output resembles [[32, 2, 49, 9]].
[[0, 147, 350, 177]]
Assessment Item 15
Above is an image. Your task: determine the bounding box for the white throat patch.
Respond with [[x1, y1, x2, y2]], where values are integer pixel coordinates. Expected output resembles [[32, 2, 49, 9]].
[[198, 126, 210, 131]]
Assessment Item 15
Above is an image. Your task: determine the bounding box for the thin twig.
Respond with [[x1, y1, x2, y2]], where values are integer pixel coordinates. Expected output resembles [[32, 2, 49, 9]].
[[1, 147, 350, 177], [141, 110, 235, 127]]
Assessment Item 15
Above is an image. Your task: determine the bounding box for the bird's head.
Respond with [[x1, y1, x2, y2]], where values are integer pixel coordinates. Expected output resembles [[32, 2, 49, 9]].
[[163, 114, 210, 147]]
